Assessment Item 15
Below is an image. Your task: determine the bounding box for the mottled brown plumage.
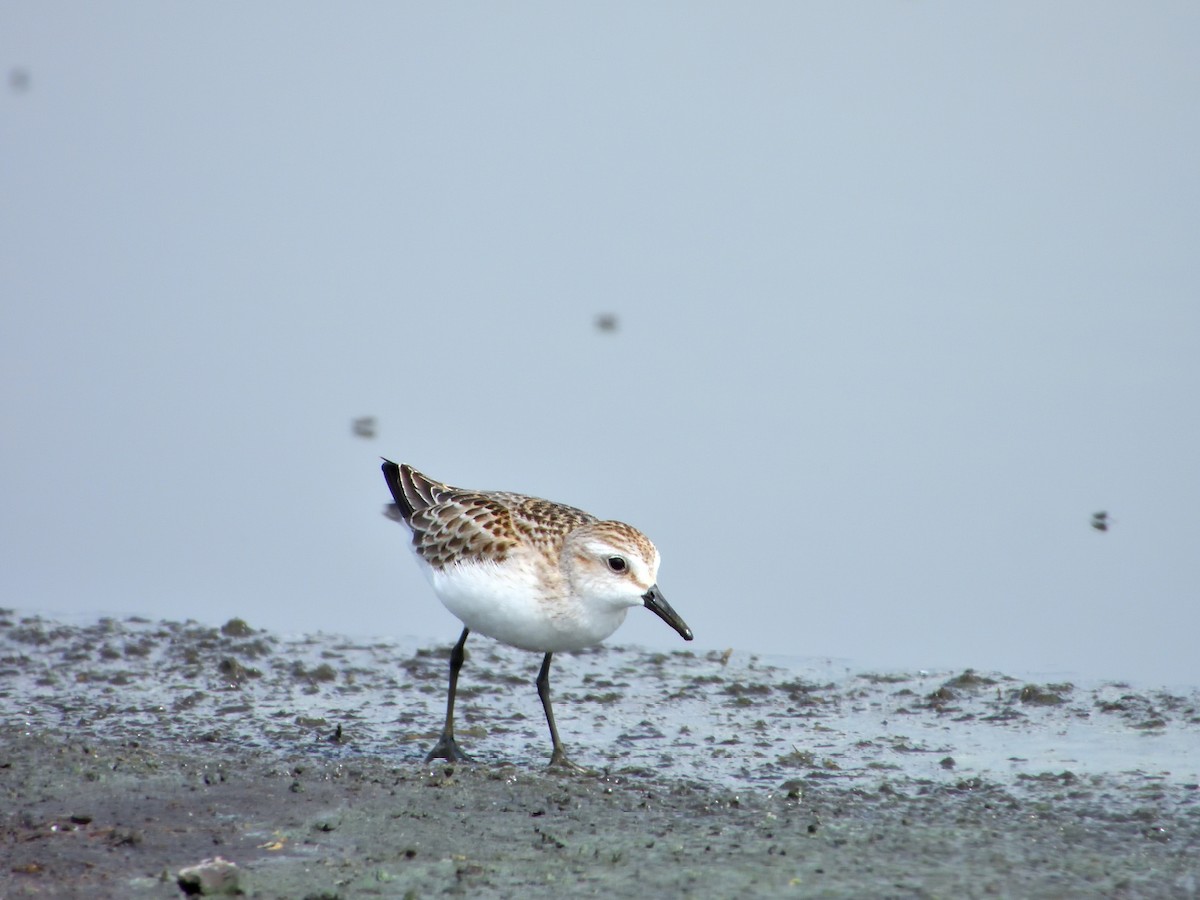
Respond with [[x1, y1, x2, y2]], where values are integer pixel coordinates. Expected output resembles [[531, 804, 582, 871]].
[[384, 462, 607, 570]]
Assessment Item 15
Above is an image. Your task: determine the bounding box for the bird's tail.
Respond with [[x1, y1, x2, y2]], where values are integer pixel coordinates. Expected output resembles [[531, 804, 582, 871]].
[[381, 459, 448, 524]]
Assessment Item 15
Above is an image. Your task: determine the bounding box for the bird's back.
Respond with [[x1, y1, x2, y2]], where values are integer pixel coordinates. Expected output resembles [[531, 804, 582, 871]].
[[381, 461, 597, 569]]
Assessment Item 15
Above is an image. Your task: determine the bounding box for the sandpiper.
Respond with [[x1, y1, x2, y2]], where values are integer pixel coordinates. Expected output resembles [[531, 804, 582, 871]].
[[382, 460, 693, 770]]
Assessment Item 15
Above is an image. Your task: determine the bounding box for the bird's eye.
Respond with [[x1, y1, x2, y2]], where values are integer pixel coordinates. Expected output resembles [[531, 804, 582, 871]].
[[606, 556, 628, 573]]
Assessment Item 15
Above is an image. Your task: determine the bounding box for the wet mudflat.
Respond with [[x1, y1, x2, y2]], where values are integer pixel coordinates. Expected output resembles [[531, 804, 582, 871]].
[[2, 611, 1198, 898]]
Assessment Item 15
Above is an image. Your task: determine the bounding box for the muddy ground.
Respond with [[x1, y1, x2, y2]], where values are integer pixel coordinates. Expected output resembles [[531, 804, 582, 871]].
[[2, 611, 1198, 898]]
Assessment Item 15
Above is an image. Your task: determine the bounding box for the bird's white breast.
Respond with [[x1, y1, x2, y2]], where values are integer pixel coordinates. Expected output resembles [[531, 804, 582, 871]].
[[421, 557, 630, 652]]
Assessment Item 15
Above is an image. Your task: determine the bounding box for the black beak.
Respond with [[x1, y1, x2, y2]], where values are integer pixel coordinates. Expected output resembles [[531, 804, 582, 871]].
[[642, 585, 693, 641]]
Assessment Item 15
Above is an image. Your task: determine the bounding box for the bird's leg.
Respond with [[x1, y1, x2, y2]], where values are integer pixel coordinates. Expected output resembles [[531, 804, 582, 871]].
[[536, 652, 590, 773], [426, 627, 474, 763]]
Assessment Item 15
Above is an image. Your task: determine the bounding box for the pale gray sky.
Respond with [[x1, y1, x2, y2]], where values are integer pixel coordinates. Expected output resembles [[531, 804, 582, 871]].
[[3, 3, 1198, 685]]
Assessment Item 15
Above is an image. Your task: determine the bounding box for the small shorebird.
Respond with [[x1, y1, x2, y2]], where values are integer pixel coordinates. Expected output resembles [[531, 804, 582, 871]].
[[382, 460, 693, 770]]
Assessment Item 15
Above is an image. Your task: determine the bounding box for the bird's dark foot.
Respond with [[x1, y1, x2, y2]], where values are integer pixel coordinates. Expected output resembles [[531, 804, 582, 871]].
[[425, 734, 474, 764], [547, 746, 593, 775]]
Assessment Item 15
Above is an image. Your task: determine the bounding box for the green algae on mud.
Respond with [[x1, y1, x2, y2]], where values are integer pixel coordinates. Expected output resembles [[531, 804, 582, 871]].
[[2, 612, 1199, 898]]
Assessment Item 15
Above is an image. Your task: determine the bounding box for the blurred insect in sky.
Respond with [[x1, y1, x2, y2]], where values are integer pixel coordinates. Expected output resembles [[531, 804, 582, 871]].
[[1091, 511, 1109, 532], [594, 313, 618, 333], [352, 416, 377, 439], [10, 67, 31, 93]]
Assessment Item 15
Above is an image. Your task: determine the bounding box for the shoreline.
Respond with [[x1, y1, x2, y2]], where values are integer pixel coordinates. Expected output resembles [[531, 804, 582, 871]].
[[2, 612, 1198, 897]]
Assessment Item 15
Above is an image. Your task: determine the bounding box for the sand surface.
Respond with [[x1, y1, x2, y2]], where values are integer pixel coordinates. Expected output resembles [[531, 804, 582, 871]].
[[2, 611, 1198, 898]]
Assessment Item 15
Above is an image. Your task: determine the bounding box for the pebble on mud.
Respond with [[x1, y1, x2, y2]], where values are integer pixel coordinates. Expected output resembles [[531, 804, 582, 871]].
[[1019, 684, 1071, 706], [217, 658, 260, 684], [177, 856, 241, 896], [220, 619, 254, 638]]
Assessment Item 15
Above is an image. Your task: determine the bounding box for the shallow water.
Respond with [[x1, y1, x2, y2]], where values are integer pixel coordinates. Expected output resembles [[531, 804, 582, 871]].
[[4, 610, 1197, 794]]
